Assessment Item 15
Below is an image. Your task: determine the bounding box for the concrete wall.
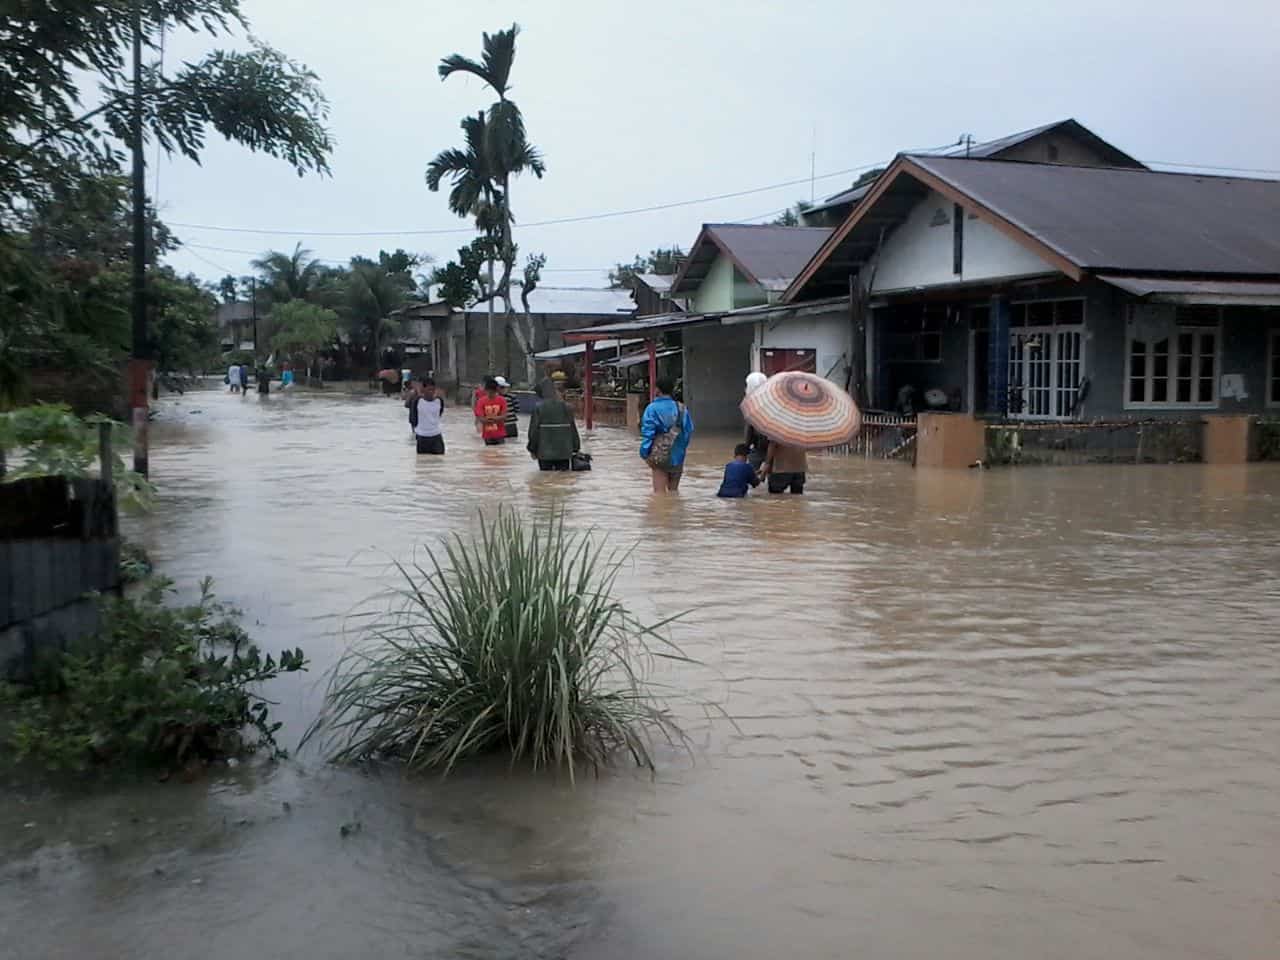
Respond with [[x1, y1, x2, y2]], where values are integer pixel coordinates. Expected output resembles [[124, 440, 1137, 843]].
[[683, 322, 756, 430], [871, 189, 1055, 293], [1084, 292, 1280, 418], [692, 255, 736, 313], [1, 478, 120, 681], [754, 306, 853, 384]]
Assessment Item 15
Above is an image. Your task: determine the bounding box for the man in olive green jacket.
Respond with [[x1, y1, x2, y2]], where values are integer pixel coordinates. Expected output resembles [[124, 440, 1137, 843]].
[[527, 379, 581, 471]]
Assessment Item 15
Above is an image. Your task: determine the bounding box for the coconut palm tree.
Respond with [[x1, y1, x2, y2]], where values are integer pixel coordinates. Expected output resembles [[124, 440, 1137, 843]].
[[252, 242, 322, 305], [437, 24, 546, 374]]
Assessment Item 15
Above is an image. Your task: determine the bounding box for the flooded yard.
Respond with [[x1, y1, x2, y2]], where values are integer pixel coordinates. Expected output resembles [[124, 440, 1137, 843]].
[[3, 387, 1278, 959]]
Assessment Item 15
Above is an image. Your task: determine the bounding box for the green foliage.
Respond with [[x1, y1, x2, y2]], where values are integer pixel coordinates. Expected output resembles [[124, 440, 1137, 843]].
[[306, 510, 689, 781], [119, 538, 154, 585], [0, 2, 331, 214], [430, 236, 498, 307], [1, 578, 307, 773], [270, 300, 338, 374], [150, 265, 220, 375], [770, 200, 813, 226], [609, 246, 685, 290], [252, 243, 323, 306], [0, 404, 154, 510]]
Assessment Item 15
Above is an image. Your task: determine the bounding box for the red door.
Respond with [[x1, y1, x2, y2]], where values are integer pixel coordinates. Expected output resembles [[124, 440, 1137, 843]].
[[761, 348, 817, 376]]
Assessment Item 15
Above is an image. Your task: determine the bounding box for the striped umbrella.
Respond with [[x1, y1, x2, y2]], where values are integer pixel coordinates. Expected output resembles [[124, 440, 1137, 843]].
[[739, 372, 861, 450]]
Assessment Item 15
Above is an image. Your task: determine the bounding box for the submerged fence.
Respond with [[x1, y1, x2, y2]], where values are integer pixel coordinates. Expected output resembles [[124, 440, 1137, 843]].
[[825, 413, 917, 460], [983, 418, 1204, 465]]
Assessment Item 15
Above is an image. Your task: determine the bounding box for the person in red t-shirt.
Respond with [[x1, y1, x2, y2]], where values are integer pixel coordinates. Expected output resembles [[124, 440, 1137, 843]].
[[474, 377, 509, 445]]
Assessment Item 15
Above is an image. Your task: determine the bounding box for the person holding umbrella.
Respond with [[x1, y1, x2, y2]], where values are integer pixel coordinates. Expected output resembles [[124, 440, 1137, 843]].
[[743, 371, 769, 469], [740, 371, 862, 495]]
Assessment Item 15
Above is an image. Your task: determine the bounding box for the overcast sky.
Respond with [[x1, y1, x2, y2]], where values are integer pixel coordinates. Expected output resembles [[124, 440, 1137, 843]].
[[155, 0, 1279, 291]]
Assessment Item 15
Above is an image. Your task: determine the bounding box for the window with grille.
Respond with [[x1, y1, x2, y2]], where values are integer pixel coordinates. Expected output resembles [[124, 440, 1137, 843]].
[[1006, 299, 1085, 420], [1127, 306, 1219, 408]]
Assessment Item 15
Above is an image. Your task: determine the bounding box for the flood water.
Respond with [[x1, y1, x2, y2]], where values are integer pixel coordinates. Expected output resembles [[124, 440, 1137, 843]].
[[3, 386, 1279, 959]]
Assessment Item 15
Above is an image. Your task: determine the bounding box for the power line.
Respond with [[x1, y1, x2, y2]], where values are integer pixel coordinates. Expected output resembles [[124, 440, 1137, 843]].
[[167, 159, 891, 238]]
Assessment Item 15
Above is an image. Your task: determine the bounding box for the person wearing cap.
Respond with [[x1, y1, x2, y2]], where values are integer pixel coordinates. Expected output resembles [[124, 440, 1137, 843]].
[[744, 371, 770, 469], [495, 375, 519, 439]]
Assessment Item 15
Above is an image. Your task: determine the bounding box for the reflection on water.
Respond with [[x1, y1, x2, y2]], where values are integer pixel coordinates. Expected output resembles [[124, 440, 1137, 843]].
[[3, 387, 1279, 959]]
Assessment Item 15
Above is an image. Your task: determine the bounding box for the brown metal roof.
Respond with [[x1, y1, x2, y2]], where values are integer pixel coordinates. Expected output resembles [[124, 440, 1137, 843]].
[[669, 223, 832, 294], [788, 155, 1280, 300], [913, 156, 1280, 275], [1099, 276, 1280, 305]]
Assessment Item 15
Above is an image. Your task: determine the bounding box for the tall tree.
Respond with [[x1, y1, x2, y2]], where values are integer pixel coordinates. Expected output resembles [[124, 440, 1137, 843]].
[[770, 200, 813, 226], [252, 243, 322, 305], [609, 246, 685, 290], [435, 24, 545, 374], [270, 300, 338, 384]]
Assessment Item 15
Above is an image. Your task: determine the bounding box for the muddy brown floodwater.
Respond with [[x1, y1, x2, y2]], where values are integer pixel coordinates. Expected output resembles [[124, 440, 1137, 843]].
[[3, 387, 1279, 959]]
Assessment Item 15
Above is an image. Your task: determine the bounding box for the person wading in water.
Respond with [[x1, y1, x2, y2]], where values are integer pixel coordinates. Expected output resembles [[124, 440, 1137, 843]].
[[526, 379, 581, 470]]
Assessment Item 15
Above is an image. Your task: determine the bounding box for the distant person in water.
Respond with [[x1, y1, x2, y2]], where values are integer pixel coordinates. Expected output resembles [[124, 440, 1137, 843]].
[[281, 363, 295, 389], [527, 379, 580, 470], [413, 378, 446, 455], [639, 377, 693, 493], [404, 378, 420, 434], [717, 443, 761, 498], [763, 441, 807, 495], [227, 362, 241, 394], [496, 376, 519, 439], [474, 377, 509, 446], [743, 371, 769, 469], [238, 364, 249, 395]]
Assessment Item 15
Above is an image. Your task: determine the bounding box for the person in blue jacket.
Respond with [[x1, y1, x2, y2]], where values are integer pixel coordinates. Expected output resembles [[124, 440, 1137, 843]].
[[639, 377, 694, 493]]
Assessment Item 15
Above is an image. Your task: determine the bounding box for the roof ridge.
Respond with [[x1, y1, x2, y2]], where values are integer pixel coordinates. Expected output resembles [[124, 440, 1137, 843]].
[[912, 154, 1280, 184]]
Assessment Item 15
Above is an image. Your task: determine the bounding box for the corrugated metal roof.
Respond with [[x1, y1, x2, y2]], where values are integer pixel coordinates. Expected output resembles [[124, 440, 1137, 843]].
[[806, 119, 1143, 218], [1099, 276, 1280, 304], [634, 272, 674, 293], [912, 156, 1280, 274], [670, 224, 832, 294], [467, 287, 635, 316], [563, 312, 724, 340], [532, 339, 643, 360], [601, 348, 682, 369]]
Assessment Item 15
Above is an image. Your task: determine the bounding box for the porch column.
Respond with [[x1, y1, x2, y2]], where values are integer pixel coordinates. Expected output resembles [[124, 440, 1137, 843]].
[[647, 339, 658, 402], [988, 296, 1010, 417], [584, 340, 595, 430]]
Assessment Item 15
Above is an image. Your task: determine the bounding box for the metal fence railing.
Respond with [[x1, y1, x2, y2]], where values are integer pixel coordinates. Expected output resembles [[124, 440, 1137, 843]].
[[825, 412, 917, 460]]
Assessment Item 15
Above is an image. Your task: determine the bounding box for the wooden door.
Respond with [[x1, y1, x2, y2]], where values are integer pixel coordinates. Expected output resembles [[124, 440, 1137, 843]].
[[761, 348, 816, 376]]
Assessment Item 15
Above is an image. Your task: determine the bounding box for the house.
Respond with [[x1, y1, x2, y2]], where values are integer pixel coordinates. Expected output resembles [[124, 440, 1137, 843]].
[[630, 272, 686, 316], [783, 152, 1280, 426], [800, 118, 1145, 228], [213, 301, 256, 352], [398, 287, 636, 391]]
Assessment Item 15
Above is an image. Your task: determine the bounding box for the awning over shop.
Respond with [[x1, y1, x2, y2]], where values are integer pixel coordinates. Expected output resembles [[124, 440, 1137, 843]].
[[1100, 275, 1280, 305], [598, 348, 681, 369], [532, 338, 641, 360]]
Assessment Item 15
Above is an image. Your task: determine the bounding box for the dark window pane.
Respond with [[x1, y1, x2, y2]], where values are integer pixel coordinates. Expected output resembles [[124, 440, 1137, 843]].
[[1199, 355, 1214, 378], [1178, 333, 1193, 356], [1028, 302, 1053, 326], [1153, 378, 1168, 402], [1153, 353, 1168, 378], [1272, 378, 1280, 404], [1199, 378, 1214, 403], [1130, 377, 1145, 402], [1200, 333, 1215, 357], [1154, 338, 1169, 355], [1057, 300, 1084, 324], [1177, 354, 1192, 378], [1176, 379, 1192, 402], [1130, 350, 1146, 379]]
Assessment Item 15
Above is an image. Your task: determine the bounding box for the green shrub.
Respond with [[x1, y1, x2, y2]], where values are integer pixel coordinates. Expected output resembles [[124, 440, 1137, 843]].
[[305, 510, 689, 781], [1, 578, 306, 773]]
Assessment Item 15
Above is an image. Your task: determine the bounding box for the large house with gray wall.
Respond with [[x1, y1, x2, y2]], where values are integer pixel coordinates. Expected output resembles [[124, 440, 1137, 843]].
[[610, 120, 1279, 435]]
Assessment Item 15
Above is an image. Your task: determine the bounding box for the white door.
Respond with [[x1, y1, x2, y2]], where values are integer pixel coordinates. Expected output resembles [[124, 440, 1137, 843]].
[[1008, 327, 1083, 420]]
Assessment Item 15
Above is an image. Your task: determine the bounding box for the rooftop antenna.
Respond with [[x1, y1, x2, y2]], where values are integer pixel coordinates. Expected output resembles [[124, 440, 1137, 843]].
[[810, 122, 816, 204], [960, 133, 975, 157]]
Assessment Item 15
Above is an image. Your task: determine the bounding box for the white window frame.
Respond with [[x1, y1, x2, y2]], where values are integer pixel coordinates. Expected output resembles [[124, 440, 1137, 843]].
[[1268, 329, 1280, 409], [1124, 305, 1221, 411], [1006, 298, 1086, 421]]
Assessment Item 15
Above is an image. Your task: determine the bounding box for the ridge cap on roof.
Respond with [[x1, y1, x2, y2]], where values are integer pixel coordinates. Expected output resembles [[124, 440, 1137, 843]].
[[907, 153, 1280, 184]]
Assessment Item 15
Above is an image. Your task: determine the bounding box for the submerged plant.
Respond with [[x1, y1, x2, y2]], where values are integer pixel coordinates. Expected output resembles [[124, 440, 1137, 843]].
[[306, 510, 690, 780]]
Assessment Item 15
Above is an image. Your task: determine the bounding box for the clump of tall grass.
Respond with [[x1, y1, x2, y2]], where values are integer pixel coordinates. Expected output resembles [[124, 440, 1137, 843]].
[[305, 510, 689, 780]]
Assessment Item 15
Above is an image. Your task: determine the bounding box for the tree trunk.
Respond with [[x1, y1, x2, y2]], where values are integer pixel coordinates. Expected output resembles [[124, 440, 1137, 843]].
[[486, 258, 495, 374]]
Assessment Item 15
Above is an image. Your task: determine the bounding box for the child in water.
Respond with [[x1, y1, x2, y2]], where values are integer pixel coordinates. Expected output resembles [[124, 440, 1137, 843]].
[[716, 443, 761, 498]]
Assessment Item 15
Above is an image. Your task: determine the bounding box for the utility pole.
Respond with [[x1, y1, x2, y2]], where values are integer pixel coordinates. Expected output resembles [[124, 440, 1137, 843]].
[[486, 257, 495, 374], [128, 0, 150, 476], [250, 277, 258, 357]]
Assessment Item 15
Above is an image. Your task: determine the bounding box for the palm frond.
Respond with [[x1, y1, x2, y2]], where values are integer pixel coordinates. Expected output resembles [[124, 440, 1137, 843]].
[[437, 24, 520, 96]]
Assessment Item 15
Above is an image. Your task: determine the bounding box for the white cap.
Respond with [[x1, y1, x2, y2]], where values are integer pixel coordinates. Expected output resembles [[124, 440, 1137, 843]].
[[745, 371, 767, 394], [494, 376, 510, 388]]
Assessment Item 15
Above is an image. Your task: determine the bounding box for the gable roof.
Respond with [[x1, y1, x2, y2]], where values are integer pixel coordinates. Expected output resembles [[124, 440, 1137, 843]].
[[669, 223, 832, 295], [634, 272, 674, 293], [786, 155, 1280, 301], [804, 119, 1144, 219]]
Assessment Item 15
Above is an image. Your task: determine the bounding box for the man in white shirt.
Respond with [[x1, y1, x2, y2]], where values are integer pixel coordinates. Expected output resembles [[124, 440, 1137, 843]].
[[413, 377, 446, 455], [227, 363, 241, 394]]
